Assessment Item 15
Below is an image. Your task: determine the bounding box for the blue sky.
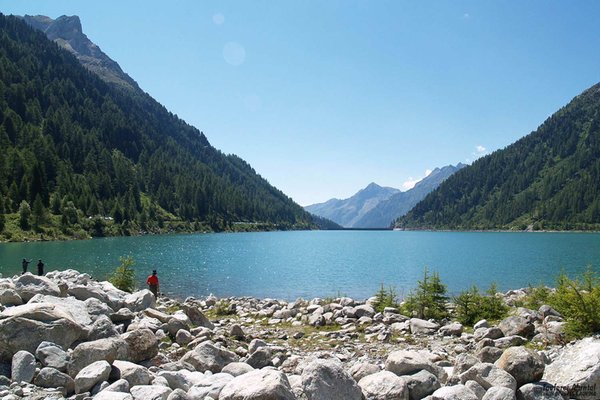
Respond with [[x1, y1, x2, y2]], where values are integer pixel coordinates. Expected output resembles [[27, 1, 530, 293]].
[[2, 1, 600, 205]]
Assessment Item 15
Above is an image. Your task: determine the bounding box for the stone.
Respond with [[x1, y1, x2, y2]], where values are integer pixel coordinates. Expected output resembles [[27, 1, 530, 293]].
[[175, 329, 193, 346], [124, 290, 156, 312], [166, 318, 188, 336], [110, 360, 151, 386], [477, 347, 504, 364], [482, 386, 516, 400], [68, 284, 116, 309], [14, 273, 61, 302], [144, 308, 172, 323], [385, 350, 447, 382], [430, 384, 478, 400], [355, 304, 375, 318], [0, 302, 85, 360], [33, 367, 75, 395], [248, 338, 268, 354], [230, 324, 245, 339], [301, 359, 363, 400], [516, 382, 565, 400], [36, 342, 69, 371], [94, 391, 134, 400], [102, 378, 130, 393], [180, 341, 239, 373], [122, 328, 159, 362], [465, 380, 486, 399], [28, 294, 94, 326], [221, 362, 254, 377], [0, 289, 22, 306], [499, 316, 534, 338], [88, 315, 120, 340], [474, 327, 505, 341], [439, 322, 463, 336], [542, 337, 600, 400], [74, 360, 112, 394], [68, 338, 128, 377], [474, 320, 489, 330], [349, 362, 380, 382], [157, 370, 199, 391], [166, 388, 189, 400], [85, 297, 114, 318], [246, 347, 272, 369], [111, 308, 135, 323], [460, 363, 517, 391], [130, 385, 172, 400], [358, 370, 408, 400], [180, 303, 214, 329], [186, 372, 234, 399], [409, 318, 440, 335], [495, 346, 544, 387], [494, 335, 528, 349], [220, 368, 295, 400], [404, 369, 441, 400], [11, 350, 35, 383], [453, 354, 479, 376]]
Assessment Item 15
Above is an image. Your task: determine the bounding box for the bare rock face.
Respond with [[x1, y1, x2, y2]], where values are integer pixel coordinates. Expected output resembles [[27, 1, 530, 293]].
[[0, 303, 86, 361]]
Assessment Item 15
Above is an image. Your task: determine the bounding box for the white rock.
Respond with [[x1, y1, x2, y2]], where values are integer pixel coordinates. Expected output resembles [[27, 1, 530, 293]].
[[220, 368, 295, 400], [74, 360, 112, 394], [358, 370, 408, 400]]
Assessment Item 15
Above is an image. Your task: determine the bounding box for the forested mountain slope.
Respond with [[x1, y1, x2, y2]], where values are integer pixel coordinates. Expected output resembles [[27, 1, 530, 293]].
[[0, 14, 314, 240], [397, 83, 600, 231]]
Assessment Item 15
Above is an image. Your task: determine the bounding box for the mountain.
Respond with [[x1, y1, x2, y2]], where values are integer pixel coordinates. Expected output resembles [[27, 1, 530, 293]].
[[305, 183, 400, 227], [397, 83, 600, 231], [21, 15, 140, 91], [0, 14, 315, 240], [354, 163, 466, 228]]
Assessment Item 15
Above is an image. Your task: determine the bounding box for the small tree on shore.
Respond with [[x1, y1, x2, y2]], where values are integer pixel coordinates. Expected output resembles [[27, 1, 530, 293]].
[[109, 256, 136, 293], [18, 200, 31, 230], [402, 268, 448, 320]]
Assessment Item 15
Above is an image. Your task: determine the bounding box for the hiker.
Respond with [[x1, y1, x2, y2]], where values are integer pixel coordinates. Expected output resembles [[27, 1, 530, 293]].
[[22, 258, 31, 274], [146, 270, 159, 297], [37, 259, 44, 276]]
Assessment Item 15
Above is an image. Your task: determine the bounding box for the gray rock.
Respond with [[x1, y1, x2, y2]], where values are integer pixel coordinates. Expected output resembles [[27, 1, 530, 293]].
[[430, 384, 478, 400], [85, 297, 114, 318], [460, 363, 517, 391], [499, 316, 534, 338], [167, 388, 189, 400], [439, 322, 463, 336], [68, 338, 128, 377], [124, 290, 156, 312], [516, 382, 565, 400], [122, 328, 159, 362], [221, 362, 254, 377], [11, 350, 35, 383], [0, 302, 85, 360], [302, 359, 362, 400], [36, 342, 69, 371], [248, 339, 268, 354], [157, 370, 199, 391], [130, 384, 172, 400], [405, 370, 441, 400], [186, 372, 234, 399], [0, 289, 22, 306], [180, 303, 214, 329], [358, 370, 408, 400], [355, 304, 376, 318], [349, 362, 380, 382], [144, 308, 173, 323], [180, 341, 239, 373], [494, 335, 528, 349], [88, 315, 120, 340], [482, 386, 516, 400], [495, 346, 544, 387], [166, 318, 188, 336], [110, 360, 151, 386], [453, 354, 479, 376], [230, 324, 245, 339], [477, 347, 504, 364], [33, 367, 75, 395], [474, 327, 504, 341], [68, 284, 117, 309], [94, 391, 134, 400], [175, 329, 193, 346], [102, 378, 130, 393], [111, 308, 135, 323], [465, 380, 486, 400], [542, 337, 600, 400], [74, 360, 112, 394], [409, 318, 440, 335], [28, 294, 94, 326], [386, 350, 447, 382], [246, 347, 272, 369], [220, 368, 295, 400], [14, 273, 61, 302], [474, 320, 490, 330]]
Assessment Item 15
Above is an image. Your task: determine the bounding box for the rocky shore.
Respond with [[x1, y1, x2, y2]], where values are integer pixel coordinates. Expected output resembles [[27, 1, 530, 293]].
[[0, 270, 598, 400]]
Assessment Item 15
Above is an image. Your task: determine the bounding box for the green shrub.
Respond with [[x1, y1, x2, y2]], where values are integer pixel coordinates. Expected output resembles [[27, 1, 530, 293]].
[[402, 268, 448, 320], [523, 284, 552, 310], [214, 300, 236, 316], [373, 284, 399, 313], [109, 256, 136, 293], [454, 283, 508, 326]]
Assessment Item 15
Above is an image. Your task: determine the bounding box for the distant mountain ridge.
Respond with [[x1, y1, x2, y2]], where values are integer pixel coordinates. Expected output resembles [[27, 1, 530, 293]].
[[397, 83, 600, 231], [22, 15, 140, 91], [355, 163, 466, 228], [305, 183, 400, 227]]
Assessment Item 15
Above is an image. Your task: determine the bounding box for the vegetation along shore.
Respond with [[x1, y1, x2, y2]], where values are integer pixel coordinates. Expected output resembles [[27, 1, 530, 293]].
[[0, 266, 598, 399]]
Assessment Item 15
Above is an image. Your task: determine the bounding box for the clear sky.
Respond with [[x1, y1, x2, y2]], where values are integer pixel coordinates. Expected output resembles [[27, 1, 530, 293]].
[[2, 1, 600, 205]]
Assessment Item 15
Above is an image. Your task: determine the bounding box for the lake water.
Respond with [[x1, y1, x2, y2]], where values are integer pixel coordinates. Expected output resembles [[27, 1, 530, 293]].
[[0, 231, 598, 300]]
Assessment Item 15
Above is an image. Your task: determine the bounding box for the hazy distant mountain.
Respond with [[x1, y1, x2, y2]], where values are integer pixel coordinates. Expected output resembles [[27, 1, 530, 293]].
[[354, 163, 466, 228], [305, 183, 400, 227], [22, 15, 140, 91]]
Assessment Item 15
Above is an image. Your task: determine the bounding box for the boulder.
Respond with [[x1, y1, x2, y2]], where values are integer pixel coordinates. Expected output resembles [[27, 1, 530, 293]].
[[409, 318, 440, 335], [144, 308, 172, 323], [186, 372, 234, 399], [89, 315, 121, 341], [130, 385, 172, 400], [68, 284, 116, 308], [477, 346, 504, 364], [221, 362, 254, 377], [474, 327, 505, 341], [349, 362, 380, 382], [28, 294, 94, 326], [85, 297, 115, 318], [110, 360, 151, 386], [166, 389, 189, 400], [516, 382, 565, 400], [68, 338, 128, 377], [246, 347, 272, 369], [158, 369, 205, 391], [542, 337, 600, 400], [122, 328, 159, 362], [499, 316, 534, 338], [495, 346, 544, 387], [358, 370, 408, 400], [355, 304, 375, 318], [94, 391, 134, 400], [11, 350, 35, 383], [482, 386, 517, 400], [404, 369, 441, 400], [430, 384, 478, 400], [453, 354, 479, 376], [180, 341, 239, 373], [166, 317, 188, 336], [124, 290, 156, 312], [460, 363, 517, 391], [36, 342, 69, 371], [102, 378, 130, 393], [175, 329, 193, 346], [439, 322, 464, 336], [14, 273, 61, 301], [33, 367, 75, 395], [74, 360, 112, 394], [248, 339, 268, 354], [0, 302, 85, 360], [465, 380, 486, 399], [385, 350, 447, 382], [111, 308, 135, 323], [230, 324, 245, 339], [220, 368, 295, 400], [180, 303, 214, 329], [301, 359, 363, 400], [0, 289, 23, 306]]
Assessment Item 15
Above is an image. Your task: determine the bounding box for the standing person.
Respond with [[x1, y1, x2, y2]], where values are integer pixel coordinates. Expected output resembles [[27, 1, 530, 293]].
[[22, 258, 31, 274], [146, 270, 159, 298], [37, 259, 44, 276]]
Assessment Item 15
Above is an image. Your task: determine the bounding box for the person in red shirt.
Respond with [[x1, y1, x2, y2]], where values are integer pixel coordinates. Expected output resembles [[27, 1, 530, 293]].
[[146, 270, 159, 298]]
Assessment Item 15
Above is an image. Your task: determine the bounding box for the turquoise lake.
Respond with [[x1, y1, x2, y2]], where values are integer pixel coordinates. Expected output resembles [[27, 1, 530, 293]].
[[0, 231, 598, 300]]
